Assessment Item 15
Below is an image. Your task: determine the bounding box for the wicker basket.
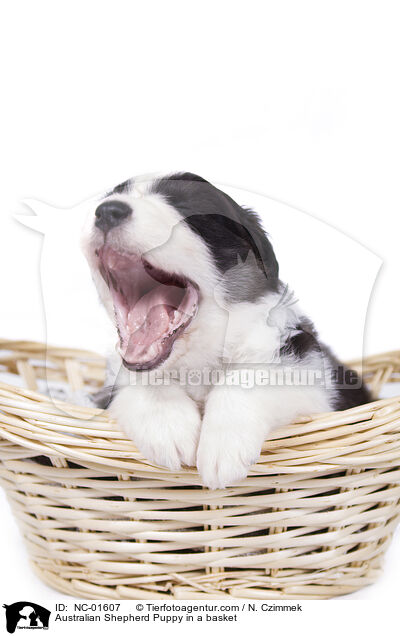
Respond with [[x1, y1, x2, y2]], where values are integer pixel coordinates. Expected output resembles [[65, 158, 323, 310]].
[[1, 339, 400, 600]]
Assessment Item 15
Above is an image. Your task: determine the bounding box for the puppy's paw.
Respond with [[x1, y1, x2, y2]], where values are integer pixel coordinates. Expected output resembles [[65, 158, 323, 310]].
[[110, 387, 201, 471], [197, 426, 262, 489], [136, 402, 201, 470]]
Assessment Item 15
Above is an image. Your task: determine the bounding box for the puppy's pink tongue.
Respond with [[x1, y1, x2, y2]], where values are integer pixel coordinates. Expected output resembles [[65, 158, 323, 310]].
[[122, 287, 181, 362]]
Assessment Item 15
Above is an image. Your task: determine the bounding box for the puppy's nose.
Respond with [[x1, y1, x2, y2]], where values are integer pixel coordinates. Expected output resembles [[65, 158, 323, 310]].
[[95, 200, 132, 232]]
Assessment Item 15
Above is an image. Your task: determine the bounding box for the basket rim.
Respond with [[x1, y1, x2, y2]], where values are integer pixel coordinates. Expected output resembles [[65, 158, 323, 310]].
[[1, 339, 400, 477]]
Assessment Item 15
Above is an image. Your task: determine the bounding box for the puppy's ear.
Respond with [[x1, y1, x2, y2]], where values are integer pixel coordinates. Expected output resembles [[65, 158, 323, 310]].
[[237, 206, 279, 281]]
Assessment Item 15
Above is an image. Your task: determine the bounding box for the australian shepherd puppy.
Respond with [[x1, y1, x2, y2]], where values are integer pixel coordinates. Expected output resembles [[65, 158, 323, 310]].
[[81, 172, 370, 488]]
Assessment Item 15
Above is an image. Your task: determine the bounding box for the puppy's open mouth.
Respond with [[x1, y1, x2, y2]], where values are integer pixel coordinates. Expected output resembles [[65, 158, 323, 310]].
[[97, 246, 199, 370]]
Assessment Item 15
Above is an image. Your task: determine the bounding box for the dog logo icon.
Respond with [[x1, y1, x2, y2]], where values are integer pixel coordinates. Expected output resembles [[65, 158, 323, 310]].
[[2, 602, 50, 633]]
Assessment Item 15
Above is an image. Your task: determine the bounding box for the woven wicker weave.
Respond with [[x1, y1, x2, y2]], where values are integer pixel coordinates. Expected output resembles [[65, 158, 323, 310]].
[[0, 339, 400, 600]]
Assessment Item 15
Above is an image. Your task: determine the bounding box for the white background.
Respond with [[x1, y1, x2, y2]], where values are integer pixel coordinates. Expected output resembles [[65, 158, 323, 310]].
[[1, 0, 400, 616]]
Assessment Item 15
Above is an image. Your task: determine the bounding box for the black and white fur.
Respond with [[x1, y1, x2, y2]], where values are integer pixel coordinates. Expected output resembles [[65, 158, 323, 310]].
[[81, 172, 370, 488]]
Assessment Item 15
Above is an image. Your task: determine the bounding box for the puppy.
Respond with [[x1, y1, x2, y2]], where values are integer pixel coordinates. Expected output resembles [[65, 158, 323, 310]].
[[81, 172, 370, 488]]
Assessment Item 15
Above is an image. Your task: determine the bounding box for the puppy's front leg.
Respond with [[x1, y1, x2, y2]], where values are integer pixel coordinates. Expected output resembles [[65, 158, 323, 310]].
[[197, 384, 270, 489], [110, 383, 201, 470], [197, 381, 331, 489]]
